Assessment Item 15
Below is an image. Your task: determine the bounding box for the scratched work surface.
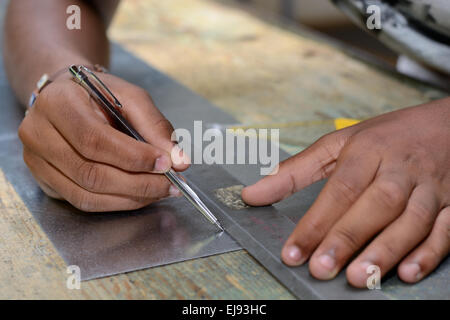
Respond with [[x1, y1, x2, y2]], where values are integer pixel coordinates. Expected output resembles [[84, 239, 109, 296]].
[[0, 0, 449, 299]]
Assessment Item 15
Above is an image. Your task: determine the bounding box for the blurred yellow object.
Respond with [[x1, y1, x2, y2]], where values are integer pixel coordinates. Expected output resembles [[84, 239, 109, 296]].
[[334, 118, 360, 130], [214, 117, 362, 132]]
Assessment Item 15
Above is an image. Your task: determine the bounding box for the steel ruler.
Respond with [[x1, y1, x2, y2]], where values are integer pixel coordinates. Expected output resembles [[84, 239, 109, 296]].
[[184, 164, 387, 300]]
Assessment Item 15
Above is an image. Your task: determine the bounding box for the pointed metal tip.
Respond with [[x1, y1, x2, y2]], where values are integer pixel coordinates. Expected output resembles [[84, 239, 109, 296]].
[[215, 220, 224, 232]]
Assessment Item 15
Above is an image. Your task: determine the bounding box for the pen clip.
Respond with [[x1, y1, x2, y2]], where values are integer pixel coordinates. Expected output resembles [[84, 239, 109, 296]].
[[69, 65, 122, 109], [79, 66, 122, 109]]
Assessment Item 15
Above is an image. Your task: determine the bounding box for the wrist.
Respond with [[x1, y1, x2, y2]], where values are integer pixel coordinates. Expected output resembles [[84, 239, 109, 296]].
[[25, 51, 99, 100]]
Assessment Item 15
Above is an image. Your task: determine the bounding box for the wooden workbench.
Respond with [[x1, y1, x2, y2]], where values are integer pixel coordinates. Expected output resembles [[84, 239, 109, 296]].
[[0, 0, 447, 299]]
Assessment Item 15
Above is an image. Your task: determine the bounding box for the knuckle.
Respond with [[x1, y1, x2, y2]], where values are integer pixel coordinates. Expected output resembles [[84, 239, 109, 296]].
[[77, 161, 105, 192], [296, 219, 327, 248], [378, 241, 398, 261], [71, 190, 97, 212], [408, 202, 434, 228], [333, 226, 360, 250], [316, 131, 338, 146], [135, 180, 156, 199], [328, 176, 361, 205], [136, 178, 169, 200], [78, 127, 103, 159], [354, 129, 385, 146], [318, 128, 351, 150], [127, 149, 154, 172], [286, 170, 299, 196], [425, 245, 443, 264], [141, 181, 155, 199], [153, 117, 174, 136], [373, 179, 406, 208], [303, 218, 326, 238]]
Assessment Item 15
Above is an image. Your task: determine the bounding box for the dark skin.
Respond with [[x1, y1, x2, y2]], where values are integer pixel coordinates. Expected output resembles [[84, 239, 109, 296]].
[[4, 0, 190, 211], [4, 0, 449, 287], [242, 100, 450, 286]]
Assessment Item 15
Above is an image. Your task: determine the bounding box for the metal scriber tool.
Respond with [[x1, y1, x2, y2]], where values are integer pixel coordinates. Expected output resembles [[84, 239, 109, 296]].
[[69, 65, 223, 231]]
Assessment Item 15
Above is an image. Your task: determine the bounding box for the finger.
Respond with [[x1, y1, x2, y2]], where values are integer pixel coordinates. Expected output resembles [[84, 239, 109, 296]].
[[309, 171, 413, 280], [23, 148, 154, 212], [36, 80, 173, 173], [281, 147, 381, 266], [22, 115, 175, 199], [102, 76, 190, 171], [242, 131, 351, 206], [345, 184, 438, 287], [37, 181, 62, 199], [397, 206, 450, 283], [24, 158, 62, 199]]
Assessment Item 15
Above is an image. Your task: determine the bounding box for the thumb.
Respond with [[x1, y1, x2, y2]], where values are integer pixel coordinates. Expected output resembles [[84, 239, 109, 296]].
[[241, 132, 348, 206], [121, 87, 190, 171]]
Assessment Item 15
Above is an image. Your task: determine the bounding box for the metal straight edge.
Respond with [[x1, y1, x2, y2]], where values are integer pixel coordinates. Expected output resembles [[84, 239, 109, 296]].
[[184, 164, 387, 300]]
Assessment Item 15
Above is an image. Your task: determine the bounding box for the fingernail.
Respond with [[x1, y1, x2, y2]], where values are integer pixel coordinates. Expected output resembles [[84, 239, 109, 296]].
[[154, 156, 171, 173], [169, 185, 182, 197], [403, 263, 423, 281], [171, 145, 191, 166], [283, 245, 303, 265], [354, 261, 376, 286], [318, 254, 336, 272]]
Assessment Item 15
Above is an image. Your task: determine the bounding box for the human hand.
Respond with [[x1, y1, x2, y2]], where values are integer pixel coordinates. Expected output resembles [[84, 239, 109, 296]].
[[242, 98, 450, 287], [19, 72, 190, 212]]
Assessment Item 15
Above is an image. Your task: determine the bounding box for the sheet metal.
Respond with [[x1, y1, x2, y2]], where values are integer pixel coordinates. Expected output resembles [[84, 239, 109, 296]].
[[0, 139, 240, 281]]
